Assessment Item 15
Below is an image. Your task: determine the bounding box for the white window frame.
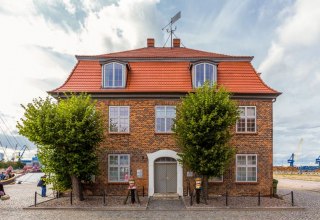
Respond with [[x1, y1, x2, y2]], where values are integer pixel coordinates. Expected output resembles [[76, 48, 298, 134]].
[[193, 63, 217, 88], [102, 62, 126, 88], [108, 154, 130, 183], [236, 106, 256, 133], [109, 106, 130, 133], [155, 106, 176, 133], [236, 154, 258, 182]]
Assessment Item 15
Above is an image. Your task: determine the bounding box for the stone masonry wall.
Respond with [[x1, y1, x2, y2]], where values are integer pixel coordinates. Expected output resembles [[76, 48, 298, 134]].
[[84, 98, 273, 197]]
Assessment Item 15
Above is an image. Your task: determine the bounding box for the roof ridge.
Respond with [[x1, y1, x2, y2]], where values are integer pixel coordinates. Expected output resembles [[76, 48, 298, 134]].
[[75, 47, 253, 59]]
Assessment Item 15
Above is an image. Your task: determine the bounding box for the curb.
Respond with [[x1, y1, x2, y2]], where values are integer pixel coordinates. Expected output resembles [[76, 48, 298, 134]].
[[24, 206, 147, 211], [185, 206, 306, 211]]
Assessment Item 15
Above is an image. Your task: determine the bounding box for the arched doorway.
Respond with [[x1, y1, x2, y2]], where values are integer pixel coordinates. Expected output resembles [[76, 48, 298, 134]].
[[154, 157, 177, 193], [147, 150, 183, 196]]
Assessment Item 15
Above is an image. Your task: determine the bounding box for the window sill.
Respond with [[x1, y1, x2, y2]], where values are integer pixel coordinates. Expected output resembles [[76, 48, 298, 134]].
[[108, 182, 129, 185], [155, 132, 174, 135], [235, 132, 258, 135], [235, 181, 259, 185], [209, 181, 224, 184], [108, 132, 130, 135], [101, 87, 126, 89]]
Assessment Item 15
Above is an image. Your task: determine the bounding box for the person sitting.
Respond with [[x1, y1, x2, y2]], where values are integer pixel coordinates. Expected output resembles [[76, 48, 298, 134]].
[[0, 172, 5, 180]]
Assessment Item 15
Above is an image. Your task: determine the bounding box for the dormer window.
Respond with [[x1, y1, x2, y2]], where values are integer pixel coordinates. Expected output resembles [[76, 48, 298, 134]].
[[103, 62, 126, 88], [193, 63, 217, 88]]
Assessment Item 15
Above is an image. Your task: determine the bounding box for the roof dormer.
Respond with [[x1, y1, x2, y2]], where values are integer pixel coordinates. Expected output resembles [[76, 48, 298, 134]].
[[190, 61, 217, 88], [102, 62, 127, 88]]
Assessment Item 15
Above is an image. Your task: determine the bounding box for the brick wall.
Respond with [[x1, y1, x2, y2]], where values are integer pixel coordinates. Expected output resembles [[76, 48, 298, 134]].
[[84, 98, 274, 197]]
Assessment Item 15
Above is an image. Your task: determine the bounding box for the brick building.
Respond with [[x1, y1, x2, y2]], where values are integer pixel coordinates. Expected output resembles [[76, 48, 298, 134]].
[[49, 38, 280, 197]]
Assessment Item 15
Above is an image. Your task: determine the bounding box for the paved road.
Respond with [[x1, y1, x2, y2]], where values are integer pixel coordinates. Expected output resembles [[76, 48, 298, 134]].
[[1, 178, 320, 220]]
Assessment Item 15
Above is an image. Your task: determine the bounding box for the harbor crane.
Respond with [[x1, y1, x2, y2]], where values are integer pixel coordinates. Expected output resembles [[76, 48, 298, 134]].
[[287, 153, 295, 167], [316, 156, 320, 167], [287, 138, 303, 167]]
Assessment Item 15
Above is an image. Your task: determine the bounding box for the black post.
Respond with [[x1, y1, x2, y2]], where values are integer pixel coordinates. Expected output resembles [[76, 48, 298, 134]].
[[34, 191, 37, 207], [130, 189, 135, 204], [143, 186, 145, 197], [190, 191, 193, 206], [103, 190, 106, 206], [70, 191, 73, 205], [225, 191, 228, 206], [258, 192, 261, 206], [291, 191, 294, 206], [270, 187, 272, 198], [187, 181, 189, 196], [196, 189, 200, 204]]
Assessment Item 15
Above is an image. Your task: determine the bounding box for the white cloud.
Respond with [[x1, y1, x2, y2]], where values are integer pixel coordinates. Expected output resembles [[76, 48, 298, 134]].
[[0, 0, 163, 157], [259, 0, 320, 165]]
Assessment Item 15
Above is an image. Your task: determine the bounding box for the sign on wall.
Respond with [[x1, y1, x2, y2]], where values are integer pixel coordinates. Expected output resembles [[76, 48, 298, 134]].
[[137, 169, 143, 178]]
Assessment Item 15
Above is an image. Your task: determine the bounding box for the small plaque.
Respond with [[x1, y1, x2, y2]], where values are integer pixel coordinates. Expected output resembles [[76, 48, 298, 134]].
[[187, 171, 194, 177], [137, 169, 143, 178]]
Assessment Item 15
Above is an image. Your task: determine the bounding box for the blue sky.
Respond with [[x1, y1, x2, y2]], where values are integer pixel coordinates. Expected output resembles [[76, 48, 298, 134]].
[[0, 0, 319, 165]]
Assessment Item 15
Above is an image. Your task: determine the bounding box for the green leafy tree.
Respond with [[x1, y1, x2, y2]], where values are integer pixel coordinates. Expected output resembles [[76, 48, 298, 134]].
[[17, 94, 104, 201], [174, 82, 239, 197]]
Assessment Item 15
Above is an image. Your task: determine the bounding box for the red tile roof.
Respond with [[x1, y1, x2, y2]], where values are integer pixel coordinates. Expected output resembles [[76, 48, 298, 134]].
[[77, 47, 253, 60], [50, 47, 280, 96]]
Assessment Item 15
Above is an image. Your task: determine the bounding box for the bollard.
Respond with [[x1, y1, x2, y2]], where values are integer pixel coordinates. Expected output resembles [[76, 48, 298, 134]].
[[258, 192, 261, 206], [186, 184, 188, 196], [190, 191, 193, 206], [70, 191, 73, 205], [225, 191, 228, 206], [196, 189, 200, 204], [291, 191, 294, 206], [131, 189, 136, 204], [270, 187, 272, 198], [143, 186, 144, 197], [103, 190, 106, 206], [34, 191, 37, 207]]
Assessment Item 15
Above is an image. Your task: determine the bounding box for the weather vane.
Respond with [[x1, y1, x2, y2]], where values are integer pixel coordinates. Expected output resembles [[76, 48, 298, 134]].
[[162, 11, 183, 48]]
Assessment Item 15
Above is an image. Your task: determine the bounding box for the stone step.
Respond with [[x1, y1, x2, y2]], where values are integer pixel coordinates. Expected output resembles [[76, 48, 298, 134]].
[[152, 193, 180, 200]]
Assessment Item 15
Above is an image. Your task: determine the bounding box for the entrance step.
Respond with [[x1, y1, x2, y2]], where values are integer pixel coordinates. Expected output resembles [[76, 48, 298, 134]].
[[152, 193, 180, 200]]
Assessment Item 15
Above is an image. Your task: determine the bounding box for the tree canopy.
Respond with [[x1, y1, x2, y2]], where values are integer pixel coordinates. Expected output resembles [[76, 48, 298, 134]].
[[17, 94, 104, 200], [174, 83, 239, 179]]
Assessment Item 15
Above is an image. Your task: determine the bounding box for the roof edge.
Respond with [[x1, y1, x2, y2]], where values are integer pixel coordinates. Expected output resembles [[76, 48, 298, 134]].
[[75, 56, 253, 62]]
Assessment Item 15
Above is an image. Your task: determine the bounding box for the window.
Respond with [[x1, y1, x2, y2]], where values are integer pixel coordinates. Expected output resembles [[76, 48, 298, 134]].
[[208, 175, 223, 182], [109, 106, 129, 133], [236, 154, 257, 182], [236, 106, 256, 133], [103, 62, 126, 88], [155, 106, 176, 133], [194, 63, 217, 88], [108, 154, 130, 182]]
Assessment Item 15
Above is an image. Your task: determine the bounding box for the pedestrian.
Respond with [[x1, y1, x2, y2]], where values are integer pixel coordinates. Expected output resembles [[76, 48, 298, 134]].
[[37, 175, 47, 197], [0, 183, 5, 197]]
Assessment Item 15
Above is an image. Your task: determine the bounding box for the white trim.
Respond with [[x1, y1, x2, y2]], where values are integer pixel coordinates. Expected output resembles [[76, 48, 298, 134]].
[[235, 154, 258, 182], [236, 106, 257, 133], [108, 154, 130, 183], [108, 106, 130, 133], [102, 62, 126, 88], [147, 150, 183, 197], [155, 106, 176, 133]]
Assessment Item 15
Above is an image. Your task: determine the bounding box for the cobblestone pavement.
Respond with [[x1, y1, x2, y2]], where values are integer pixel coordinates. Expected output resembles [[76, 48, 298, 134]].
[[147, 198, 186, 210], [1, 179, 320, 220]]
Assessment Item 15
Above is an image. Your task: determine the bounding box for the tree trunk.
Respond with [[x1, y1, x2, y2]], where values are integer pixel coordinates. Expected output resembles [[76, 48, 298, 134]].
[[203, 175, 209, 200], [71, 175, 84, 201]]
